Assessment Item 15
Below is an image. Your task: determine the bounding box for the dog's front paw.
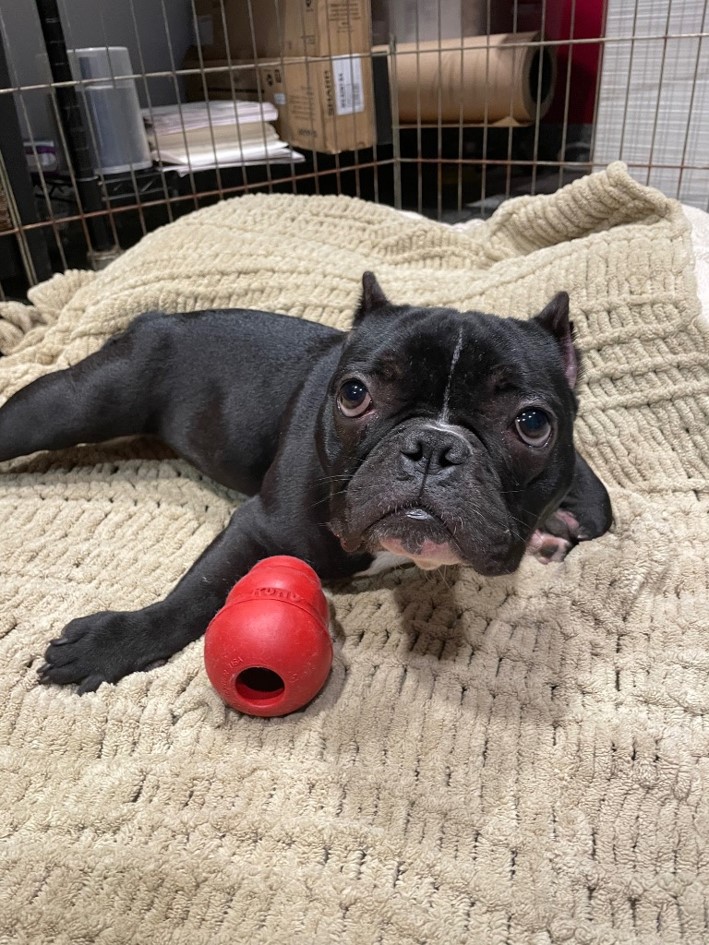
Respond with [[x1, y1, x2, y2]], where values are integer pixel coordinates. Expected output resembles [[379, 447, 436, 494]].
[[527, 508, 581, 564], [38, 609, 168, 693]]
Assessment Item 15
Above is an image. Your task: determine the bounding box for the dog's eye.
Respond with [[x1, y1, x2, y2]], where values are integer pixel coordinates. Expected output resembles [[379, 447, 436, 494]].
[[515, 408, 552, 446], [337, 379, 372, 418]]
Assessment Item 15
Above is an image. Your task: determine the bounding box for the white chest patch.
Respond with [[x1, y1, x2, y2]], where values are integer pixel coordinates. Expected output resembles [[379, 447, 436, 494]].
[[355, 551, 411, 577]]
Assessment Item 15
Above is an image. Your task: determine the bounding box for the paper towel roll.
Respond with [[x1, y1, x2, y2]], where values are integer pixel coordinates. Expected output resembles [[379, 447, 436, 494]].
[[382, 32, 557, 125]]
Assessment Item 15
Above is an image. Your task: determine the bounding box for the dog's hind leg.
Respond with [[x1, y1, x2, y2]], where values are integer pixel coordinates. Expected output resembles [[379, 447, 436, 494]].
[[0, 316, 161, 463]]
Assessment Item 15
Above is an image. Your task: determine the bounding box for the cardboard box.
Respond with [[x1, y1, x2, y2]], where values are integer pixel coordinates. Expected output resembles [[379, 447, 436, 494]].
[[184, 53, 376, 154], [194, 0, 371, 60]]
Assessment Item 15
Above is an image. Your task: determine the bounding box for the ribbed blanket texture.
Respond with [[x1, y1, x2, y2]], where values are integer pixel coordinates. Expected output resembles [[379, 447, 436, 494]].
[[0, 163, 708, 945]]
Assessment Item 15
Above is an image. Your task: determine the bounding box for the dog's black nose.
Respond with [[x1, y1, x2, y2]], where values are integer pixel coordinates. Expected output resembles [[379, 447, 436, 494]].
[[401, 429, 467, 474]]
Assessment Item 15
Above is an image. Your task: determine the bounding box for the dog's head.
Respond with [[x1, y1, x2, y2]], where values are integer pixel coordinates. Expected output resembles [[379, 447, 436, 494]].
[[318, 273, 608, 575]]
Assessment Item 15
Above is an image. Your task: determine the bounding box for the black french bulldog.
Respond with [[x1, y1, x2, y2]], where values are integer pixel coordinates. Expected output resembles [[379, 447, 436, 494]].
[[0, 273, 611, 693]]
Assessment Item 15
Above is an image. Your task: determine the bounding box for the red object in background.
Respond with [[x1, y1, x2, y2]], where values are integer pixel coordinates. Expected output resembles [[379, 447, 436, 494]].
[[204, 556, 332, 718], [544, 0, 605, 125], [518, 0, 605, 125]]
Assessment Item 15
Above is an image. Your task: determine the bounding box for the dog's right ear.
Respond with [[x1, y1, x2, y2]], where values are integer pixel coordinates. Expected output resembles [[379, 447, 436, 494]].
[[354, 271, 390, 324], [533, 291, 579, 389]]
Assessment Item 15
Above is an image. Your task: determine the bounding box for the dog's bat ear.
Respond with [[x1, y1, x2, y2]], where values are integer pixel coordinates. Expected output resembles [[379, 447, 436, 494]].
[[533, 291, 579, 388], [354, 271, 390, 324]]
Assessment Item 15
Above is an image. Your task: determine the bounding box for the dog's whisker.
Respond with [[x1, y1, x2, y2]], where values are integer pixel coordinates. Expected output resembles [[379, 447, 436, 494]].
[[310, 487, 349, 510]]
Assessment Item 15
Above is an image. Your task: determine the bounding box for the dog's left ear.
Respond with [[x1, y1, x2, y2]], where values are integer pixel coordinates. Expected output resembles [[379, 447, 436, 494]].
[[533, 291, 579, 389], [354, 271, 390, 324]]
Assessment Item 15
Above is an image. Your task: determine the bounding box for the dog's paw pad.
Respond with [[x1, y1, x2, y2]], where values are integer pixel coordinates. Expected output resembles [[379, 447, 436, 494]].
[[527, 530, 574, 564]]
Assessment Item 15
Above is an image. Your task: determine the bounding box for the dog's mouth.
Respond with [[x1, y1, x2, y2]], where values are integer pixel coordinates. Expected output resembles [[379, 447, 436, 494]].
[[333, 491, 525, 576], [361, 505, 465, 570]]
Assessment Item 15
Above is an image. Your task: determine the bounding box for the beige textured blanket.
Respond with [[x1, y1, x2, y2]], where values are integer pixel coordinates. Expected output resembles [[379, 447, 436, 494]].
[[0, 163, 708, 945]]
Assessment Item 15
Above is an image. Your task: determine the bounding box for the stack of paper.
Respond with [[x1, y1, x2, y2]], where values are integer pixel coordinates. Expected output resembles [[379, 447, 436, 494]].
[[142, 101, 304, 171]]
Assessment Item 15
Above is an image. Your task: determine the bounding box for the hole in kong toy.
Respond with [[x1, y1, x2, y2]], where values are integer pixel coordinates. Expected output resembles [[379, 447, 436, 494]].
[[235, 667, 285, 705]]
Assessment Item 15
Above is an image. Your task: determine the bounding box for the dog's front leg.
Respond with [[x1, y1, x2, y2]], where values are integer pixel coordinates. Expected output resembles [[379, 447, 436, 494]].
[[527, 451, 613, 563], [39, 497, 275, 693]]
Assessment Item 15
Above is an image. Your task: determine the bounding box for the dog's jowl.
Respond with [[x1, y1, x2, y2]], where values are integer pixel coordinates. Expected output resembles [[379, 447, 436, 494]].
[[0, 273, 612, 692]]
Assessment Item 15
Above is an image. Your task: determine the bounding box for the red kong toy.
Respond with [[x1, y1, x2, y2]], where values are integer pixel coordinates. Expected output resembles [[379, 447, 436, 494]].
[[203, 556, 332, 717]]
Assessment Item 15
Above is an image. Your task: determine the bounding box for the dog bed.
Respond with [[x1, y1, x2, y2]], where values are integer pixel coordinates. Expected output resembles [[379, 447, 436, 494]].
[[0, 163, 707, 945]]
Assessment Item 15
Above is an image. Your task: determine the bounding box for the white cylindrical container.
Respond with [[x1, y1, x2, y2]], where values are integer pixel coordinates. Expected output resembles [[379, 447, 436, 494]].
[[69, 46, 152, 175]]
